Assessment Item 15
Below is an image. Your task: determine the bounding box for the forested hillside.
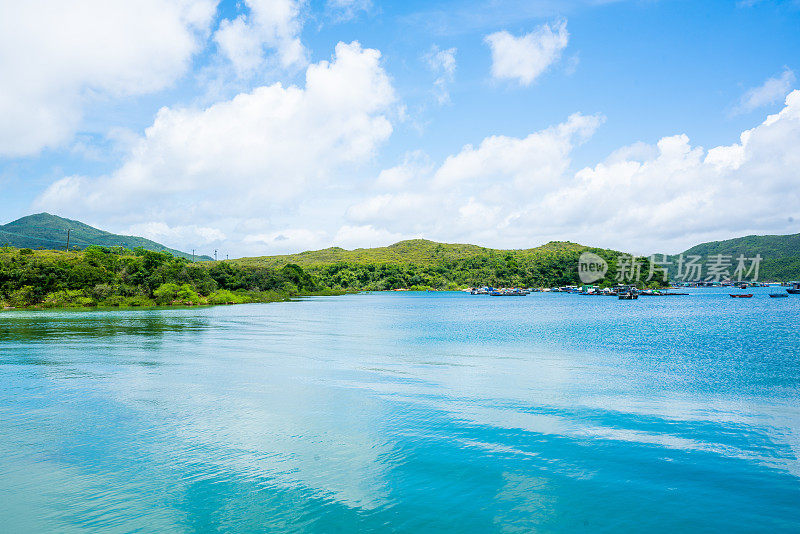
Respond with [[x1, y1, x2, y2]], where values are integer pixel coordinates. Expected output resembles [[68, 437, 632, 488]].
[[667, 232, 800, 281], [232, 239, 667, 290], [0, 246, 327, 308]]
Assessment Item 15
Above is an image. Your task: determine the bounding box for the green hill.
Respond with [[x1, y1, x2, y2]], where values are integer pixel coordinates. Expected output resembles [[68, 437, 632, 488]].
[[232, 238, 587, 268], [0, 213, 211, 261], [679, 233, 800, 260], [230, 239, 666, 290], [668, 232, 800, 282]]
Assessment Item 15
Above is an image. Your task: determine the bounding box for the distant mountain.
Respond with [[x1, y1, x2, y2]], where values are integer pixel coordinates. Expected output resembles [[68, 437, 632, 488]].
[[0, 213, 212, 261], [231, 238, 589, 268], [669, 232, 800, 281]]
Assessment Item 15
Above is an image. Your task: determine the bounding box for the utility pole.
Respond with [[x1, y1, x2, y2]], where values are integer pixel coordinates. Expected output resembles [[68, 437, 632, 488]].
[[192, 249, 195, 262], [226, 254, 228, 261], [214, 249, 217, 261], [66, 229, 70, 251]]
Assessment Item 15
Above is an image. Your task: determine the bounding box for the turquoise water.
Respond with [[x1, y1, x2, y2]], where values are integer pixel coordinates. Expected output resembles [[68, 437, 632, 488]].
[[1, 289, 799, 532]]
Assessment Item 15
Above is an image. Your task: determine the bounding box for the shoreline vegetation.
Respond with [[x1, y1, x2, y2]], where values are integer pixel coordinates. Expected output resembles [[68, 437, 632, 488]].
[[0, 246, 346, 311], [1, 242, 668, 311]]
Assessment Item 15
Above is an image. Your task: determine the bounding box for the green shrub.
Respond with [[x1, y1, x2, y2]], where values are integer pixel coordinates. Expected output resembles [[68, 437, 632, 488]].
[[91, 283, 114, 301], [176, 283, 199, 304], [42, 290, 94, 308], [153, 282, 180, 304], [208, 289, 247, 305], [9, 285, 44, 306], [100, 295, 128, 307], [128, 296, 154, 307]]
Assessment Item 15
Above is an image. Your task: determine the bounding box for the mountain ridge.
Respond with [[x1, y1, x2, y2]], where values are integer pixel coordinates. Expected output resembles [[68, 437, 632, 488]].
[[668, 232, 800, 281], [231, 238, 588, 268], [0, 213, 211, 261]]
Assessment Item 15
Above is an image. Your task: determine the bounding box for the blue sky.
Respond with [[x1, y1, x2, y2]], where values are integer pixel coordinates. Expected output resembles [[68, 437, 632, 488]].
[[1, 0, 799, 256]]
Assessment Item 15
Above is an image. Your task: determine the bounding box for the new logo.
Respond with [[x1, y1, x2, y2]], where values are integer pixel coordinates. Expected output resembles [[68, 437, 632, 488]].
[[578, 252, 608, 283]]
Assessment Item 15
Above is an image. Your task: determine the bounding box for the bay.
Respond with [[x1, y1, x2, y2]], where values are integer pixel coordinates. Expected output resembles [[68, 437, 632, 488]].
[[1, 289, 799, 532]]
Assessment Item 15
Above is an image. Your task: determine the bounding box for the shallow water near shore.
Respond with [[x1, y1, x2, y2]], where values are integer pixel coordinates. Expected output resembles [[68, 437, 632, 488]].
[[1, 288, 799, 532]]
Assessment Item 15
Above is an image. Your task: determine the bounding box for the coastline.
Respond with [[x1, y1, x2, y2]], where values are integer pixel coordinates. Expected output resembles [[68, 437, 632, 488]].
[[0, 289, 352, 312]]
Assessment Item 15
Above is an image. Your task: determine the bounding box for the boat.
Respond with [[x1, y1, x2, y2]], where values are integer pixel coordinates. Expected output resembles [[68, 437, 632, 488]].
[[490, 288, 529, 296], [786, 282, 800, 295], [769, 293, 788, 298], [617, 286, 638, 300], [730, 294, 753, 298]]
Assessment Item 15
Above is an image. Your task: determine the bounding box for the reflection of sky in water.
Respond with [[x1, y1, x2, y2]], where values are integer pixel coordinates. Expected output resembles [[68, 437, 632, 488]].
[[0, 290, 799, 532]]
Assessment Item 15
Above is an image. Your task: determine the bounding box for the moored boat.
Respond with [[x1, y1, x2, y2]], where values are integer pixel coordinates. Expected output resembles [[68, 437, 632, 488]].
[[769, 293, 788, 298], [489, 288, 529, 296], [617, 286, 639, 300], [730, 294, 753, 298]]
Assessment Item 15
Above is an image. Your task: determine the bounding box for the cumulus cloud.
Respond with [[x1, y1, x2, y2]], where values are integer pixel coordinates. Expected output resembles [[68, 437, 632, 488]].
[[348, 112, 602, 238], [348, 91, 800, 254], [213, 0, 307, 76], [0, 0, 217, 157], [733, 68, 796, 115], [484, 20, 568, 86], [425, 46, 457, 104], [36, 41, 396, 255], [432, 112, 601, 193], [375, 151, 432, 189]]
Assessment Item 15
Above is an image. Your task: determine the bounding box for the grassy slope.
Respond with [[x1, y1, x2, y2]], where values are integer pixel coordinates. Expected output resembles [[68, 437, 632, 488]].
[[232, 239, 589, 268], [0, 213, 211, 261]]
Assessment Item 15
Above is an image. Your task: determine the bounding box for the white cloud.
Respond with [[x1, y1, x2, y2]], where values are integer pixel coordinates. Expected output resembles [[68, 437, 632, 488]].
[[332, 225, 407, 249], [129, 222, 227, 246], [484, 20, 568, 86], [0, 0, 217, 157], [213, 0, 307, 76], [327, 0, 372, 21], [375, 151, 432, 189], [213, 17, 266, 76], [36, 41, 396, 254], [243, 228, 327, 254], [433, 112, 602, 192], [734, 68, 796, 115], [348, 91, 800, 254], [347, 112, 602, 238], [425, 46, 457, 104]]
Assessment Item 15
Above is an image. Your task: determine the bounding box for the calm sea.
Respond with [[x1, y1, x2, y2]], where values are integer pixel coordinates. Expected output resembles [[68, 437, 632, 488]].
[[1, 289, 798, 532]]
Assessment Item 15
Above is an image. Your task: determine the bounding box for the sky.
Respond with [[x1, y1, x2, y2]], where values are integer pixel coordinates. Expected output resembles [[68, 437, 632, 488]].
[[1, 0, 799, 258]]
